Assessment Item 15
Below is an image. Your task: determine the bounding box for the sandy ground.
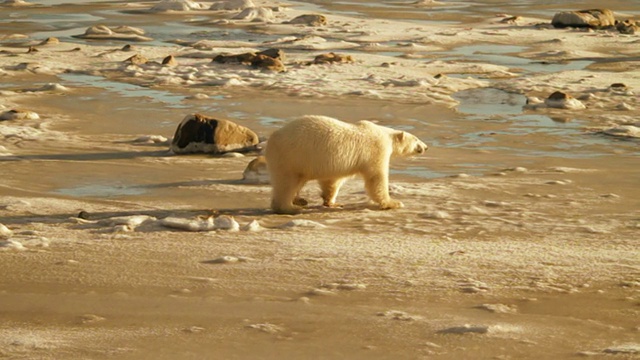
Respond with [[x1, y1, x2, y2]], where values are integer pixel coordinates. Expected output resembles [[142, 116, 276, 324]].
[[1, 0, 639, 359]]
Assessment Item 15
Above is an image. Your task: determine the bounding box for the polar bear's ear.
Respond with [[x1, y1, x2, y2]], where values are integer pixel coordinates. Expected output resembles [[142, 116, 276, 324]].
[[394, 131, 405, 141]]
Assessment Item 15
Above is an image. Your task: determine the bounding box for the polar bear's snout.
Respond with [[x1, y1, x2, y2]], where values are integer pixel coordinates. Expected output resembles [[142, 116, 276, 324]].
[[415, 143, 428, 154]]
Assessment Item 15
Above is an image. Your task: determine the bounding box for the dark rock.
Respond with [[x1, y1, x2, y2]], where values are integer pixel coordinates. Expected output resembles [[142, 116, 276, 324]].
[[551, 9, 615, 29], [162, 55, 178, 66], [212, 48, 286, 72], [124, 53, 148, 65], [616, 19, 638, 34], [312, 52, 355, 65], [548, 91, 569, 100], [250, 54, 285, 72], [170, 113, 260, 154], [286, 14, 327, 26]]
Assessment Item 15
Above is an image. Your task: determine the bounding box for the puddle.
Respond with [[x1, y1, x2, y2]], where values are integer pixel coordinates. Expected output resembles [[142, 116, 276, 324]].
[[454, 88, 525, 115], [435, 44, 592, 73], [59, 73, 189, 107], [55, 183, 146, 197]]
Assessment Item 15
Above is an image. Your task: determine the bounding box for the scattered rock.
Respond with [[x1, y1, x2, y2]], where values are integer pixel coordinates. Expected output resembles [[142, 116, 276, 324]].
[[162, 55, 178, 66], [459, 279, 490, 293], [233, 7, 274, 22], [214, 215, 240, 231], [170, 113, 260, 154], [616, 19, 638, 34], [277, 219, 327, 229], [307, 288, 338, 296], [39, 37, 59, 45], [0, 240, 25, 250], [131, 135, 169, 144], [150, 0, 206, 12], [242, 156, 270, 184], [438, 324, 490, 334], [241, 219, 263, 231], [377, 310, 422, 321], [551, 9, 616, 29], [500, 16, 521, 24], [603, 344, 640, 355], [183, 326, 206, 333], [312, 52, 355, 65], [1, 0, 35, 6], [124, 54, 148, 65], [0, 109, 40, 121], [601, 125, 640, 139], [0, 224, 13, 240], [286, 14, 327, 26], [420, 211, 450, 220], [544, 91, 586, 110], [202, 256, 240, 264], [212, 49, 286, 72], [78, 314, 106, 324], [210, 0, 254, 11], [246, 323, 284, 334], [475, 303, 517, 314]]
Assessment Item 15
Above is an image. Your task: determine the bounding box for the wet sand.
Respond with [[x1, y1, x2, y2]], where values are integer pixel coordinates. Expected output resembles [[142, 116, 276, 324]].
[[1, 0, 639, 359]]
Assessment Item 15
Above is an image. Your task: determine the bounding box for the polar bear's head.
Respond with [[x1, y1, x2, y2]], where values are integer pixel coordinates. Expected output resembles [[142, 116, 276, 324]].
[[392, 131, 428, 157]]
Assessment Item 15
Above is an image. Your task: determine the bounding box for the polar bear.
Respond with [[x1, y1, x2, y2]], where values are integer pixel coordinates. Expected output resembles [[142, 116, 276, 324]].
[[265, 115, 428, 214]]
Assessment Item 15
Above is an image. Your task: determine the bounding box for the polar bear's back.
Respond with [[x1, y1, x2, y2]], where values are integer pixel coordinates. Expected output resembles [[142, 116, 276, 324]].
[[265, 115, 390, 179]]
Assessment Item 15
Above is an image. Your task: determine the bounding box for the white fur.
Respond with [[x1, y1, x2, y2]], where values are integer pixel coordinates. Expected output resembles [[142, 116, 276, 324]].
[[265, 115, 428, 214]]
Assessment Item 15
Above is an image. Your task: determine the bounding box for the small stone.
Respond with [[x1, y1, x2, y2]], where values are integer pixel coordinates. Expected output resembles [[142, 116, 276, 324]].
[[545, 91, 586, 110], [438, 324, 490, 334], [202, 256, 239, 264], [307, 288, 337, 296], [183, 326, 206, 333], [286, 14, 327, 26], [125, 53, 148, 65], [246, 323, 284, 334], [79, 314, 105, 324], [475, 304, 517, 314], [312, 52, 355, 65], [0, 109, 40, 121], [378, 310, 422, 321], [0, 223, 12, 239], [162, 55, 177, 66]]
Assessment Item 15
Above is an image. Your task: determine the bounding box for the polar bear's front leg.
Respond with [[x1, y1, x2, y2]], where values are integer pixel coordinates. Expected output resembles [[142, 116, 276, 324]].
[[363, 170, 404, 210], [319, 178, 346, 207], [271, 174, 306, 214]]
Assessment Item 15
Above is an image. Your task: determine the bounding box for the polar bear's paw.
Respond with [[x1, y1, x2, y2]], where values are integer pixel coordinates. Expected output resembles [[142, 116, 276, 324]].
[[293, 197, 308, 206], [379, 199, 404, 210]]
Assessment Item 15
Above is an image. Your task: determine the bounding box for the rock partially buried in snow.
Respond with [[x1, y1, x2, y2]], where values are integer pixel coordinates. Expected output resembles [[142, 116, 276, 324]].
[[0, 109, 39, 121], [438, 324, 490, 334], [0, 239, 25, 250], [286, 14, 327, 26], [551, 9, 615, 29], [212, 49, 286, 72], [170, 113, 260, 154], [601, 125, 640, 139], [210, 0, 254, 10], [603, 344, 640, 355], [232, 7, 274, 22], [73, 25, 152, 42], [544, 91, 586, 110], [150, 0, 206, 12], [160, 215, 240, 232], [312, 52, 355, 65], [0, 223, 13, 239], [242, 156, 270, 184], [277, 219, 327, 229]]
